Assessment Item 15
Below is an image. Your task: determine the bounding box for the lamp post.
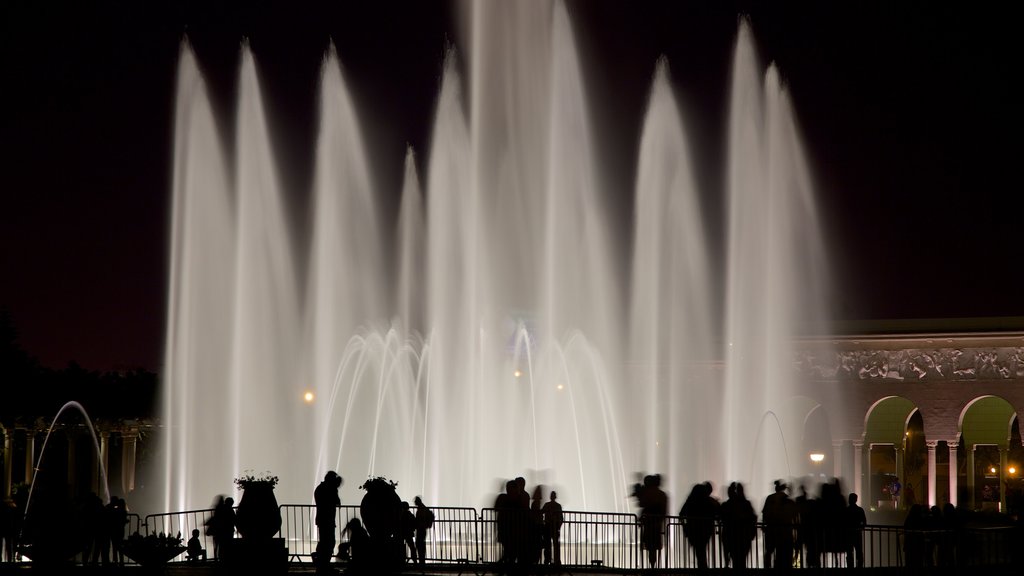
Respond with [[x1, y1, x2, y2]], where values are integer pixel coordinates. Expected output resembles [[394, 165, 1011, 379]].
[[810, 452, 825, 479]]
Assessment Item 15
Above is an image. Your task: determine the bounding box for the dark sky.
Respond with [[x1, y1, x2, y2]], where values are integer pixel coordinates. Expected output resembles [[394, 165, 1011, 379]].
[[2, 0, 1022, 372]]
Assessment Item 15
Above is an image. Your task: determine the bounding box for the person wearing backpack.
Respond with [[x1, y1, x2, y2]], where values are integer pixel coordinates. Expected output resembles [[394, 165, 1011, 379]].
[[414, 496, 434, 565]]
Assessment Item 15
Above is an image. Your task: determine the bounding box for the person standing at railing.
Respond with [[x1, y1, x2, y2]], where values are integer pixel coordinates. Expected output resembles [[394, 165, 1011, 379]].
[[399, 501, 417, 562], [636, 474, 668, 568], [720, 482, 756, 569], [413, 496, 433, 565], [762, 480, 795, 570], [681, 482, 719, 569], [206, 495, 235, 560], [102, 496, 129, 565], [541, 491, 563, 565], [314, 471, 342, 574], [844, 493, 866, 568]]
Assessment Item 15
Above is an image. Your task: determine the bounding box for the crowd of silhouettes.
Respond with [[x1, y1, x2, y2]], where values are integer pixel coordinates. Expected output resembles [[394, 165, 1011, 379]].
[[492, 476, 564, 571], [629, 474, 878, 570], [10, 466, 1024, 570]]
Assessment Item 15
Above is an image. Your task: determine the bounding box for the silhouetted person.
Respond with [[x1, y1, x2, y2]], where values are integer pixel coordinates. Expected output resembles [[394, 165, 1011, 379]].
[[795, 483, 821, 568], [637, 474, 668, 568], [681, 482, 719, 569], [206, 495, 235, 559], [338, 517, 369, 572], [314, 471, 342, 573], [541, 491, 563, 565], [845, 493, 866, 568], [762, 480, 796, 570], [903, 504, 927, 569], [520, 486, 542, 565], [937, 502, 958, 567], [187, 528, 206, 561], [414, 496, 433, 565], [102, 496, 128, 565], [399, 501, 416, 562], [720, 482, 756, 569], [495, 480, 514, 564], [819, 478, 847, 557], [903, 481, 916, 509]]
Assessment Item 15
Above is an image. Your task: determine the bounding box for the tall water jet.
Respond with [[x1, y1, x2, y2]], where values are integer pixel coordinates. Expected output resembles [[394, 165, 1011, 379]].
[[723, 21, 833, 497], [163, 3, 837, 514], [629, 60, 717, 500], [308, 46, 386, 488], [163, 41, 235, 511], [230, 44, 303, 504]]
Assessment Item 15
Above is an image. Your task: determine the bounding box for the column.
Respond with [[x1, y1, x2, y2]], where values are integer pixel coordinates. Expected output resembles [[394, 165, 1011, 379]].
[[926, 440, 938, 507], [833, 441, 844, 479], [948, 442, 958, 507], [895, 446, 904, 509], [99, 431, 110, 490], [999, 447, 1008, 513], [3, 428, 12, 499], [24, 431, 35, 485], [967, 445, 976, 510], [121, 430, 137, 495], [853, 441, 864, 500]]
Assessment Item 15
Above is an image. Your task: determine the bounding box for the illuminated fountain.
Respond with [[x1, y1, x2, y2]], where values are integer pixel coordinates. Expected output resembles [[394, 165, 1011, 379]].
[[163, 2, 835, 513], [21, 401, 111, 562]]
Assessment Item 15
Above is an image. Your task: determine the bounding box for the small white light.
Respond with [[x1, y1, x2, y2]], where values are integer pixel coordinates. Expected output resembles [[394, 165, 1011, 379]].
[[991, 466, 997, 474], [1010, 466, 1017, 475], [514, 369, 522, 378], [303, 391, 315, 403], [556, 384, 564, 390], [810, 453, 825, 463]]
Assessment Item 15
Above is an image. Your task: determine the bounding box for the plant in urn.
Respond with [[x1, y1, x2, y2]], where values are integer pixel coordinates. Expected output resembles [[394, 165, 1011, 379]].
[[233, 471, 282, 541], [359, 476, 404, 567]]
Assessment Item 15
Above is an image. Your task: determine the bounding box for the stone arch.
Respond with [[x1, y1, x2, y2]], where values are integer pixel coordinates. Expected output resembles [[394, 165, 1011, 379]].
[[801, 402, 833, 477], [958, 395, 1017, 511], [863, 396, 919, 510], [959, 395, 1015, 448]]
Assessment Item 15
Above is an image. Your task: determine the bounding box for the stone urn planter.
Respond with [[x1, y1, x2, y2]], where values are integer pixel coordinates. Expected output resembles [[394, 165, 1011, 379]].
[[358, 476, 405, 568], [233, 472, 282, 541]]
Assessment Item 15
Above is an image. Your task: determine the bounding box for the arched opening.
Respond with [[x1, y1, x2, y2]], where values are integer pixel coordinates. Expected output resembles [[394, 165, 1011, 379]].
[[863, 396, 918, 513], [959, 396, 1016, 512]]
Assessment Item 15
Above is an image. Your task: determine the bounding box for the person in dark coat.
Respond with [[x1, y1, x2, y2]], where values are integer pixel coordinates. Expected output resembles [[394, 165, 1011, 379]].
[[314, 471, 342, 573], [720, 482, 756, 569], [845, 493, 866, 568], [680, 482, 719, 569]]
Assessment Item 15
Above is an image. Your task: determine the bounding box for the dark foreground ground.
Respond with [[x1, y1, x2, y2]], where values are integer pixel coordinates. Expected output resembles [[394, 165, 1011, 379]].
[[0, 564, 1021, 575]]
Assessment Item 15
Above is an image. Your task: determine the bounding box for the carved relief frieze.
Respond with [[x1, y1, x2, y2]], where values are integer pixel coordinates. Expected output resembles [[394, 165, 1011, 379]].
[[796, 346, 1024, 381]]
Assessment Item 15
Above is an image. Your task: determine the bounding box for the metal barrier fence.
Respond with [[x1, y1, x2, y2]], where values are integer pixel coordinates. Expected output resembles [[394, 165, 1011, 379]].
[[479, 508, 640, 569], [276, 504, 480, 565], [278, 504, 361, 562], [12, 504, 1022, 570], [143, 507, 218, 559], [418, 506, 479, 563], [560, 511, 640, 569]]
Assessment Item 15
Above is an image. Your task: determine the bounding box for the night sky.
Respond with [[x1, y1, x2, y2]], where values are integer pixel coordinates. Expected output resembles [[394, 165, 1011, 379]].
[[2, 0, 1022, 372]]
